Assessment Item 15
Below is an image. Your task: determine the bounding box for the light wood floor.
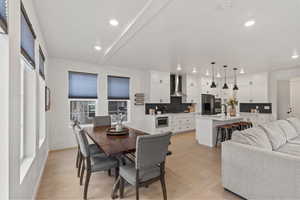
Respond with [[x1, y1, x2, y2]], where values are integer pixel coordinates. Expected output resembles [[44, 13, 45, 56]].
[[37, 132, 241, 200]]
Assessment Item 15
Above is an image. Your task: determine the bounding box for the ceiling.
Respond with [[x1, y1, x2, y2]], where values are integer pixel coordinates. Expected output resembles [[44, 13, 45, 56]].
[[34, 0, 300, 75]]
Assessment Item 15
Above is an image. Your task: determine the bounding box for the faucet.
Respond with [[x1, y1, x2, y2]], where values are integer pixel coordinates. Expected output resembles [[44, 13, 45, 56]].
[[222, 104, 228, 116]]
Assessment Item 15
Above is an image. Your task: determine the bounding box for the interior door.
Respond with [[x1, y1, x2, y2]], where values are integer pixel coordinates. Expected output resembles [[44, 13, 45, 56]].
[[277, 80, 291, 119], [290, 78, 300, 118]]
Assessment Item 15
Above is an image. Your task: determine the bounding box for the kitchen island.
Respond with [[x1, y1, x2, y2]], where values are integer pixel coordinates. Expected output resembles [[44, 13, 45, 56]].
[[195, 114, 244, 147]]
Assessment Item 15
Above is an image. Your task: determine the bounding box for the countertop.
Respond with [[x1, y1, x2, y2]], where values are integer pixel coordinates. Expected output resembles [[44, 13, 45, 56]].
[[196, 114, 243, 121]]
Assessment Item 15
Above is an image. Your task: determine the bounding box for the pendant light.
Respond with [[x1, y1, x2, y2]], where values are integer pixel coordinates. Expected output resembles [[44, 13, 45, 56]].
[[222, 65, 229, 89], [233, 67, 239, 90], [210, 62, 217, 88]]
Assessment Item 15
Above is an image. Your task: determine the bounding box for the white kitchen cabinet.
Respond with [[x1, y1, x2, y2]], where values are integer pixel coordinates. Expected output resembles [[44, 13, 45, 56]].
[[145, 71, 170, 103], [182, 74, 200, 103], [200, 77, 222, 98], [236, 73, 269, 103]]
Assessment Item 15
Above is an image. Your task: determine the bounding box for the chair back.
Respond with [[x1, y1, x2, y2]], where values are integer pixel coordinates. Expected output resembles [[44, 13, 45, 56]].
[[74, 126, 90, 158], [135, 132, 172, 170], [93, 116, 111, 127]]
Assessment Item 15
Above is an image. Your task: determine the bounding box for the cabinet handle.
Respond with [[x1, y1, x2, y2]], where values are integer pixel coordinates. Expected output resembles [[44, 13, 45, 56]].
[[160, 99, 163, 103], [160, 80, 163, 84]]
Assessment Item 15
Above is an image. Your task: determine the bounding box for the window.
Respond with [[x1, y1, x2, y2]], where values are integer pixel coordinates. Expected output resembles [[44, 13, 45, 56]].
[[39, 47, 45, 79], [20, 59, 36, 162], [21, 3, 36, 67], [107, 76, 130, 123], [107, 76, 130, 100], [108, 101, 129, 123], [0, 0, 8, 33], [69, 71, 98, 99], [70, 101, 96, 125]]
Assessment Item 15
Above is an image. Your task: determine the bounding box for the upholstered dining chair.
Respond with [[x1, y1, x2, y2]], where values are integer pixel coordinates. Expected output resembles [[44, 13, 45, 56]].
[[93, 115, 111, 127], [75, 128, 120, 200], [71, 121, 105, 178], [118, 132, 172, 200]]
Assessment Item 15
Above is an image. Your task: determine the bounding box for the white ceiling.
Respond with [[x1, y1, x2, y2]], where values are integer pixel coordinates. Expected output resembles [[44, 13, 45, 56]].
[[34, 0, 300, 75]]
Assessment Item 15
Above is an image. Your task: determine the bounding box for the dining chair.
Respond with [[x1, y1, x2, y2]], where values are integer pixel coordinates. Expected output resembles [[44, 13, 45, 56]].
[[93, 115, 111, 127], [118, 132, 172, 200], [76, 128, 120, 200], [72, 121, 105, 178]]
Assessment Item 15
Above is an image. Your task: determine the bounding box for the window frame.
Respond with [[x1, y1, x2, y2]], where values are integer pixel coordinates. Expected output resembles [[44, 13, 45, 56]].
[[68, 71, 98, 99], [21, 2, 36, 68], [69, 99, 97, 126], [39, 46, 45, 80], [0, 0, 8, 33]]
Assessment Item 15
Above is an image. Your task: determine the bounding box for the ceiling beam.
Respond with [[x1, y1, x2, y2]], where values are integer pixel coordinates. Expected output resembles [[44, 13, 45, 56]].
[[101, 0, 174, 64]]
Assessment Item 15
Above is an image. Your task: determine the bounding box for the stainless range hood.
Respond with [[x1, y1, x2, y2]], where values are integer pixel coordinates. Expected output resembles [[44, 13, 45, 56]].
[[170, 74, 183, 97]]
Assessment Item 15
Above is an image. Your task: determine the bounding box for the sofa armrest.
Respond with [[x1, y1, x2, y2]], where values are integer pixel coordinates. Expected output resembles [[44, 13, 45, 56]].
[[222, 141, 300, 199]]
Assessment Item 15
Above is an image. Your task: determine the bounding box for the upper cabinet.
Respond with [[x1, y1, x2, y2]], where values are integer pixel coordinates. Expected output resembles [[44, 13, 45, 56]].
[[145, 71, 170, 103], [182, 74, 200, 103]]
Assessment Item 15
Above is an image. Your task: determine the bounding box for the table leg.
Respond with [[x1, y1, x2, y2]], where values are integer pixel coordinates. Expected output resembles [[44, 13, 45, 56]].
[[111, 175, 121, 199]]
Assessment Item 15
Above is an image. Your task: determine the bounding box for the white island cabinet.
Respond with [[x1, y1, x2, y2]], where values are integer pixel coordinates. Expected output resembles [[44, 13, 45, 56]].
[[195, 115, 243, 147]]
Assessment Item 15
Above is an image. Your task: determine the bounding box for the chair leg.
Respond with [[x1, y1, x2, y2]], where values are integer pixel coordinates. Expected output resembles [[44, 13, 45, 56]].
[[136, 183, 139, 200], [119, 177, 124, 199], [215, 128, 220, 147], [80, 162, 85, 186], [78, 154, 82, 177], [76, 149, 79, 168], [108, 169, 111, 177], [115, 167, 119, 181], [83, 170, 91, 200], [160, 174, 167, 200]]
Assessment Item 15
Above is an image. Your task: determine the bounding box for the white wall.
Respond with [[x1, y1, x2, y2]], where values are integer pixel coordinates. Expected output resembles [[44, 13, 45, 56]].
[[6, 0, 49, 199], [47, 58, 146, 150]]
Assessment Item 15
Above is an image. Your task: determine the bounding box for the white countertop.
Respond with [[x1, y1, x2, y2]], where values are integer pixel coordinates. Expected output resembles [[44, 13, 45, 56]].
[[196, 114, 243, 121]]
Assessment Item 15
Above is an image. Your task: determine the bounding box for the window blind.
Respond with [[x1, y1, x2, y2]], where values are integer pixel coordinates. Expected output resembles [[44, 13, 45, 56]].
[[69, 71, 98, 99], [39, 47, 45, 79], [0, 0, 7, 33], [21, 3, 36, 67], [107, 76, 130, 100]]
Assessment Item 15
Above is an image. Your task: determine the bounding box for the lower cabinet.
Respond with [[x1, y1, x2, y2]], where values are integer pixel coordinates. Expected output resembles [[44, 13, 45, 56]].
[[169, 114, 195, 133]]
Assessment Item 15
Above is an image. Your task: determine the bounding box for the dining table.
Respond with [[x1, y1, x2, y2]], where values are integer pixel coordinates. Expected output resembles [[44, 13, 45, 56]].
[[84, 125, 147, 198]]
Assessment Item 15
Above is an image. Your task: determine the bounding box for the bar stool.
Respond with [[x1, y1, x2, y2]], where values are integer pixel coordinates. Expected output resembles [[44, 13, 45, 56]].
[[216, 124, 233, 146], [227, 123, 240, 140], [239, 121, 253, 130]]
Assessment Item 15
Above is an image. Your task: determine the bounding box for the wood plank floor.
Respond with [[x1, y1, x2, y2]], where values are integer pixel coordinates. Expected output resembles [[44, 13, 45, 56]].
[[37, 132, 241, 200]]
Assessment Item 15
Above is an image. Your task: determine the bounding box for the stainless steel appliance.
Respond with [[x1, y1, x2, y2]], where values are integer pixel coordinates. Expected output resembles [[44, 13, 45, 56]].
[[155, 116, 169, 128], [214, 98, 222, 114], [201, 94, 215, 115]]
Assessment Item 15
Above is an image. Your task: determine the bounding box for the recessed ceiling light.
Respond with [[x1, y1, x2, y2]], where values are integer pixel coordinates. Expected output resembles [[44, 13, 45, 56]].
[[244, 19, 255, 27], [109, 19, 119, 26], [240, 68, 245, 74], [94, 45, 102, 51], [192, 67, 197, 73], [292, 54, 299, 59], [205, 69, 210, 76], [177, 64, 182, 71]]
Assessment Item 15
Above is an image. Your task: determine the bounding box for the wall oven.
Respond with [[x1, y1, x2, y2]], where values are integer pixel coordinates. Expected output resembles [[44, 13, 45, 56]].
[[155, 116, 169, 128]]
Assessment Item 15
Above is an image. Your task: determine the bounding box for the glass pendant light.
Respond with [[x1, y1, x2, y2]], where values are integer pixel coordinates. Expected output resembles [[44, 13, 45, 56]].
[[233, 67, 239, 90], [210, 62, 217, 88], [222, 65, 229, 89]]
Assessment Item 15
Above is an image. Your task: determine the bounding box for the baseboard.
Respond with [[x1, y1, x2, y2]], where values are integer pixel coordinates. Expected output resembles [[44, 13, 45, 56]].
[[33, 150, 49, 200]]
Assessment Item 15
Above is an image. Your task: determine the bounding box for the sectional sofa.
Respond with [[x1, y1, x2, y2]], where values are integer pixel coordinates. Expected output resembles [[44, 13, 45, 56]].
[[222, 117, 300, 199]]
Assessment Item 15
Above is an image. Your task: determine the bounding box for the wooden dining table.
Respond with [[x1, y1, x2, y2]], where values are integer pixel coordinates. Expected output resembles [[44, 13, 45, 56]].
[[84, 126, 147, 199], [84, 126, 147, 156]]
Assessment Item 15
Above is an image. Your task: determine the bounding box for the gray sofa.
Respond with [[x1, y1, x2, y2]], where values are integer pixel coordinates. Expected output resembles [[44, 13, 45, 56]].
[[222, 117, 300, 199]]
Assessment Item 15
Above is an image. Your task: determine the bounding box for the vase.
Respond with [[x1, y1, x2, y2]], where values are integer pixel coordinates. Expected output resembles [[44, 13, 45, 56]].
[[229, 106, 236, 117]]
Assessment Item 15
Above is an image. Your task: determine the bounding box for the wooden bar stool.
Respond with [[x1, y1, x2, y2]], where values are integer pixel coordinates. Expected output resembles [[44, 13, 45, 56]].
[[239, 121, 253, 130], [216, 124, 233, 146], [227, 123, 240, 140]]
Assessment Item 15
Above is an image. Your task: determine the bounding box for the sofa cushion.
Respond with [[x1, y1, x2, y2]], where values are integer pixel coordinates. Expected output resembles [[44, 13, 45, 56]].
[[287, 117, 300, 132], [277, 143, 300, 157], [277, 120, 298, 140], [231, 127, 272, 150], [259, 122, 287, 150], [288, 135, 300, 145]]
